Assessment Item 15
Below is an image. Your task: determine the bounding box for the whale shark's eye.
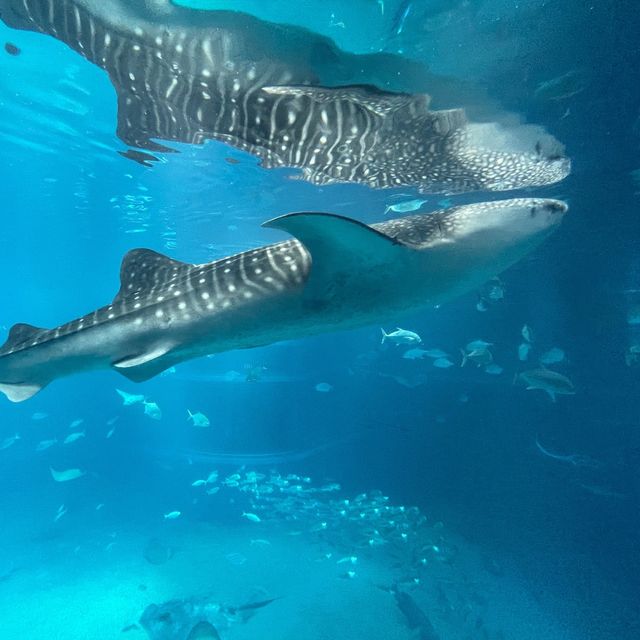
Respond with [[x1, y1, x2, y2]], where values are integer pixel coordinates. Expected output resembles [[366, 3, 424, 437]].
[[529, 206, 538, 217]]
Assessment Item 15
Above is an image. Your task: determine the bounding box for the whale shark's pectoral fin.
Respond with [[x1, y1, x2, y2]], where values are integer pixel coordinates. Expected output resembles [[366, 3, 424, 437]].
[[0, 383, 46, 403], [112, 344, 177, 382], [262, 212, 415, 300], [113, 248, 194, 303]]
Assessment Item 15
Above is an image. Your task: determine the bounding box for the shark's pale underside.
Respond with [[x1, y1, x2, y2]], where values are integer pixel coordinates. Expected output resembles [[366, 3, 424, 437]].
[[0, 0, 570, 192], [0, 198, 567, 402]]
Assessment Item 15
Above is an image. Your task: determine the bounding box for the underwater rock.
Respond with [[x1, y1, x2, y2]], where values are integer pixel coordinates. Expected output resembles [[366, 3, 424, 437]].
[[139, 598, 226, 640], [139, 592, 276, 640]]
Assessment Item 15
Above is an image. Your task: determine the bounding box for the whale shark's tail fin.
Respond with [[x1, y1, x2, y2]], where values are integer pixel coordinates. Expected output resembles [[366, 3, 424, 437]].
[[0, 323, 50, 402]]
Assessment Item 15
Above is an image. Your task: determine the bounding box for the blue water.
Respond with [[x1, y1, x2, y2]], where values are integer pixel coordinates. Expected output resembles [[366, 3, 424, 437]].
[[0, 1, 639, 638]]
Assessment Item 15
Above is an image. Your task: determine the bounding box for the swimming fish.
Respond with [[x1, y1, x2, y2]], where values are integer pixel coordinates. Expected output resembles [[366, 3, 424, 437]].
[[516, 368, 575, 402], [63, 431, 86, 444], [116, 388, 145, 406], [518, 342, 532, 361], [393, 590, 440, 640], [36, 438, 57, 451], [465, 339, 492, 351], [539, 347, 565, 365], [187, 410, 210, 428], [0, 0, 570, 193], [402, 348, 430, 360], [461, 346, 493, 367], [143, 401, 162, 420], [0, 433, 19, 450], [54, 504, 67, 522], [315, 382, 333, 392], [3, 41, 20, 55], [50, 466, 85, 482], [422, 348, 449, 359], [381, 328, 422, 346], [384, 199, 428, 215], [534, 69, 589, 102], [0, 199, 567, 401], [191, 480, 207, 488], [521, 324, 533, 343], [484, 363, 503, 375], [432, 358, 454, 369], [163, 511, 181, 520], [242, 512, 261, 523]]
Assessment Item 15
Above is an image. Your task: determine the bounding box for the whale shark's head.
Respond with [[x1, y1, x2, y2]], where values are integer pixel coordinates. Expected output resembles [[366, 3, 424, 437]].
[[375, 197, 568, 304], [432, 197, 568, 292], [444, 197, 568, 251]]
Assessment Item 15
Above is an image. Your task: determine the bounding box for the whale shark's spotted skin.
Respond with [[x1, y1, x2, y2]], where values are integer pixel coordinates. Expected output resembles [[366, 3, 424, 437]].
[[0, 0, 570, 192], [0, 238, 311, 356], [0, 198, 568, 401]]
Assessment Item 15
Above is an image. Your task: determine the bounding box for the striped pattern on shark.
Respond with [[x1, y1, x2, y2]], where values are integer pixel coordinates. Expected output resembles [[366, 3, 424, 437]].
[[0, 0, 570, 192], [0, 198, 568, 402]]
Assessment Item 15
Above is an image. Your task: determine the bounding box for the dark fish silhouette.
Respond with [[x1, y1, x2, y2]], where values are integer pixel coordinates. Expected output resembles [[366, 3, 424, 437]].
[[0, 198, 567, 402], [0, 0, 569, 192], [3, 41, 20, 55], [394, 590, 440, 640]]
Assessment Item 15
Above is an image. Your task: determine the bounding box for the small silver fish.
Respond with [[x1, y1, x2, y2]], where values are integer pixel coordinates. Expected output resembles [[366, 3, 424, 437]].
[[242, 512, 261, 523], [163, 511, 181, 520], [484, 364, 503, 375], [381, 327, 422, 345], [187, 410, 210, 427], [36, 438, 57, 451], [384, 198, 428, 214], [144, 401, 162, 420], [539, 347, 565, 365], [63, 431, 85, 445], [402, 348, 429, 360], [433, 357, 454, 369], [0, 433, 20, 450], [516, 368, 575, 402], [50, 466, 85, 482], [518, 342, 532, 361]]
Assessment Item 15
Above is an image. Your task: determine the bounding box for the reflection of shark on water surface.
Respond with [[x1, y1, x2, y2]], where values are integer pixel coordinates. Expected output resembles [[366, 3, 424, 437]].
[[0, 198, 567, 402], [0, 0, 569, 192]]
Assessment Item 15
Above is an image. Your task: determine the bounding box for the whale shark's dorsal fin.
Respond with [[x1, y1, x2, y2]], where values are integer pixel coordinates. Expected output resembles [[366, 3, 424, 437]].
[[114, 248, 193, 303], [1, 322, 46, 353], [262, 212, 415, 297]]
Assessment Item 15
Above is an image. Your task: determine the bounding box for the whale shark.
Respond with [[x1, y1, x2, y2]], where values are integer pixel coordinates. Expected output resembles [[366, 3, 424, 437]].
[[0, 198, 567, 402], [0, 0, 569, 192]]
